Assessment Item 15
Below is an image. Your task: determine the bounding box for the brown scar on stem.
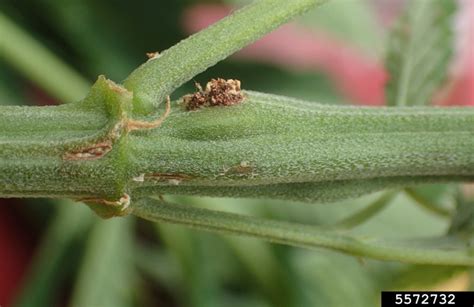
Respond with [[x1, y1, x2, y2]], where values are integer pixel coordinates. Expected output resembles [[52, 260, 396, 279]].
[[144, 172, 194, 181], [106, 80, 130, 95], [230, 161, 254, 174], [182, 78, 245, 111], [63, 120, 124, 161], [146, 51, 160, 60], [224, 161, 255, 177], [126, 96, 171, 131], [103, 78, 171, 132], [80, 193, 131, 215], [64, 97, 170, 161], [84, 193, 130, 209], [63, 140, 113, 161]]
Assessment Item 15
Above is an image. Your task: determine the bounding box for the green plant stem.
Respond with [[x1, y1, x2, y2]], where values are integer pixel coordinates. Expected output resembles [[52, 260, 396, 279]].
[[405, 188, 452, 217], [1, 88, 473, 205], [133, 198, 474, 266], [332, 191, 397, 230], [124, 0, 328, 114], [0, 12, 90, 102], [131, 92, 474, 187]]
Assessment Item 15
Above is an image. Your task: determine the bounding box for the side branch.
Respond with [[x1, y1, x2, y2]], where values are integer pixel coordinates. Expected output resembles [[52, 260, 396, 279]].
[[133, 198, 474, 266], [124, 0, 328, 114]]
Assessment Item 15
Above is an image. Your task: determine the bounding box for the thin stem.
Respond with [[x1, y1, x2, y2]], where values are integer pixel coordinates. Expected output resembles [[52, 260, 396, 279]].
[[135, 177, 469, 206], [124, 0, 328, 114], [405, 188, 452, 217], [132, 198, 474, 266], [0, 12, 90, 102], [332, 191, 397, 230]]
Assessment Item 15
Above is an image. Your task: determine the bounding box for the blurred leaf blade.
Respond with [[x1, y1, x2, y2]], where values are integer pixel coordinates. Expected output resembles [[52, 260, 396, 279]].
[[0, 67, 25, 105], [192, 197, 298, 307], [70, 217, 135, 307], [154, 223, 221, 307], [33, 0, 135, 80], [388, 264, 467, 290], [386, 0, 456, 106], [298, 0, 384, 56], [0, 12, 90, 102], [13, 204, 94, 307], [449, 191, 474, 238]]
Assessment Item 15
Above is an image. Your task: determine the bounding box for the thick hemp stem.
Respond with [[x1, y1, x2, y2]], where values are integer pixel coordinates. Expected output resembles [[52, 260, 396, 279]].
[[1, 79, 473, 215]]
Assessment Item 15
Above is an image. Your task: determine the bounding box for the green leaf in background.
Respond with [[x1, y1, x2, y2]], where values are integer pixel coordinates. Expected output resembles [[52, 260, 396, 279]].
[[405, 184, 456, 217], [449, 191, 474, 239], [388, 264, 466, 291], [70, 218, 135, 307], [154, 224, 221, 307], [292, 250, 378, 307], [297, 0, 384, 57], [0, 11, 90, 103], [13, 204, 94, 307], [191, 197, 299, 307], [0, 66, 25, 105], [386, 0, 456, 106], [228, 0, 383, 57]]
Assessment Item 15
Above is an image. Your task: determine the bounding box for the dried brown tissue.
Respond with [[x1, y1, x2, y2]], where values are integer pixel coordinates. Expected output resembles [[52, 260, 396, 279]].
[[182, 78, 245, 111]]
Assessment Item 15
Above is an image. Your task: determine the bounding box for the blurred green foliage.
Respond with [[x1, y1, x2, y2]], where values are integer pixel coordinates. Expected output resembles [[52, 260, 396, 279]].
[[0, 1, 470, 306]]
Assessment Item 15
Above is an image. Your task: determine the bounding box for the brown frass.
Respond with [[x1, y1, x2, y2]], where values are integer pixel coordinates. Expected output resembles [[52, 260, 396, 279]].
[[182, 78, 245, 111]]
